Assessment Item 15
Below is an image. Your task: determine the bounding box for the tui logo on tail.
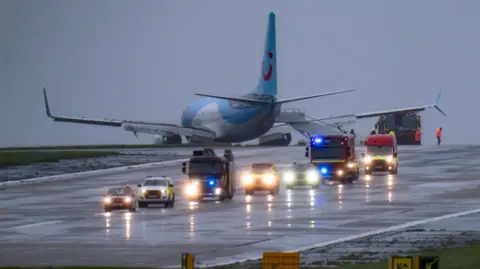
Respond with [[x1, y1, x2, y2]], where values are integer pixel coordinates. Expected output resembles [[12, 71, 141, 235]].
[[263, 52, 274, 81]]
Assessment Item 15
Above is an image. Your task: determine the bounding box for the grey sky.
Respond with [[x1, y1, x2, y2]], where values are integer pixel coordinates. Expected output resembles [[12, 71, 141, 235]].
[[1, 0, 478, 147]]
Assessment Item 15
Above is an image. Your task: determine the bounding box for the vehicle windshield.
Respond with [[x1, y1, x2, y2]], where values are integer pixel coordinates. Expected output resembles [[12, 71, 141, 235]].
[[251, 167, 272, 173], [367, 145, 393, 156], [311, 147, 345, 159], [189, 161, 223, 174], [143, 179, 168, 186], [107, 188, 128, 196]]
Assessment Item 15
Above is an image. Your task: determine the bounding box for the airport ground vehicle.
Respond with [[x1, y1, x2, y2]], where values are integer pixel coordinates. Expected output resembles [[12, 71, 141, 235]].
[[242, 163, 281, 195], [103, 186, 136, 212], [137, 176, 175, 208], [362, 134, 399, 175], [284, 162, 321, 189], [305, 135, 359, 184], [375, 112, 421, 145], [182, 148, 236, 201]]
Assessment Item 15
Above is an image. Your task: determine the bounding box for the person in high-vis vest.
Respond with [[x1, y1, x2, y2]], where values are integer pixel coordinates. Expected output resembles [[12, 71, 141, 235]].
[[370, 128, 376, 135], [415, 129, 421, 143], [436, 127, 442, 145], [389, 130, 395, 136]]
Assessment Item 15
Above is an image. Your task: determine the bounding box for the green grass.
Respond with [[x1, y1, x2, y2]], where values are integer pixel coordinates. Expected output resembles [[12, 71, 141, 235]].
[[0, 151, 119, 168], [313, 243, 480, 269], [0, 143, 267, 151]]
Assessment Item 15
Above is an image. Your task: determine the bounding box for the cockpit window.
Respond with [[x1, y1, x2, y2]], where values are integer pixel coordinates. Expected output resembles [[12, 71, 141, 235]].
[[143, 179, 168, 186], [107, 188, 128, 196]]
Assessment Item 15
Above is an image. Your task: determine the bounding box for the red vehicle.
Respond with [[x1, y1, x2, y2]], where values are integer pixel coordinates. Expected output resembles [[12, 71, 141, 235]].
[[362, 134, 399, 175], [103, 186, 137, 212]]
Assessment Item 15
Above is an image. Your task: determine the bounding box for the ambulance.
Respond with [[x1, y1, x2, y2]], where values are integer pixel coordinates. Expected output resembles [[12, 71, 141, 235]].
[[362, 134, 398, 175]]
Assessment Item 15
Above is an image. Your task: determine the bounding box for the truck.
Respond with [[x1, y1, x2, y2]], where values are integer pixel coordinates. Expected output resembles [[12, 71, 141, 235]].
[[181, 148, 236, 201], [375, 112, 421, 145], [305, 135, 359, 184], [362, 134, 399, 175]]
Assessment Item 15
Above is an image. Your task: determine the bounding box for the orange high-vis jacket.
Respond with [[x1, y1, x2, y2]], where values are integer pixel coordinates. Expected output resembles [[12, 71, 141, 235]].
[[415, 130, 421, 141], [436, 128, 442, 138]]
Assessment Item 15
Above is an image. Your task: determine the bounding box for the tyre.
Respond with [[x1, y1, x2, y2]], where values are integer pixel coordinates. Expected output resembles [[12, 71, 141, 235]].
[[245, 189, 254, 195], [129, 206, 136, 212], [104, 207, 111, 212], [390, 167, 398, 175], [364, 170, 372, 175], [269, 187, 279, 196], [138, 202, 147, 208]]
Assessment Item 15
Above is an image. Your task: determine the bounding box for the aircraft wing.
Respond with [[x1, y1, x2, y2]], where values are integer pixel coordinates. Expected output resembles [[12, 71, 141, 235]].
[[43, 88, 216, 141], [315, 88, 446, 121], [315, 104, 446, 122]]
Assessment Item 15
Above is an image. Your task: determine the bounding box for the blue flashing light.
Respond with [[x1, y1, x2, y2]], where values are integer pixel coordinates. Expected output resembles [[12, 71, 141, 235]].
[[320, 167, 328, 175], [311, 136, 323, 146], [208, 180, 216, 186]]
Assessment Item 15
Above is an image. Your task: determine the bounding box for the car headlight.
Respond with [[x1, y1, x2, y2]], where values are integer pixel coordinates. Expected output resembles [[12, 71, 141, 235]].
[[347, 162, 355, 168], [243, 174, 253, 185], [386, 155, 393, 163], [142, 189, 147, 194], [124, 197, 132, 203], [185, 184, 197, 196], [307, 170, 319, 183], [215, 188, 222, 195], [103, 197, 111, 203], [263, 173, 275, 185], [363, 155, 372, 164], [284, 171, 294, 183], [337, 170, 344, 176]]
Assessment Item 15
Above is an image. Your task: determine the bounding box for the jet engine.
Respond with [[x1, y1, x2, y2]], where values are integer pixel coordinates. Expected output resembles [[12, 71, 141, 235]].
[[258, 132, 292, 146], [152, 134, 182, 145]]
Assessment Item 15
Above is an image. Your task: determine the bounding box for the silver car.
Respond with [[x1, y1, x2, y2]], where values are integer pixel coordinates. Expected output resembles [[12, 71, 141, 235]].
[[137, 176, 175, 208]]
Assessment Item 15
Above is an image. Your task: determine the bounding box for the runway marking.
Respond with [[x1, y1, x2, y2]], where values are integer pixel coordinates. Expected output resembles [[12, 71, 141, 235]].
[[195, 207, 480, 268], [10, 220, 63, 230]]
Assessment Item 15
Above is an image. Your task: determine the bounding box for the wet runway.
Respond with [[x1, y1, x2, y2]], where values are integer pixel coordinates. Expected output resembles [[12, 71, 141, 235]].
[[1, 145, 480, 267]]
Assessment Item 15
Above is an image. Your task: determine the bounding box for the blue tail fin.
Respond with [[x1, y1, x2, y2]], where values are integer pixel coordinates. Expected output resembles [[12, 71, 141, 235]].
[[254, 12, 277, 96]]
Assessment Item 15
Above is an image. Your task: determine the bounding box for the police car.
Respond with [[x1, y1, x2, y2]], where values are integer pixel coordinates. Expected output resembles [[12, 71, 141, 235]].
[[284, 162, 321, 189], [137, 176, 175, 208]]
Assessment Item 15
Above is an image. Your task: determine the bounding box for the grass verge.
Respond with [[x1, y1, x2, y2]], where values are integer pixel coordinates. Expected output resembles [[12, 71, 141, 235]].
[[0, 143, 269, 151], [0, 151, 119, 168], [314, 243, 480, 269]]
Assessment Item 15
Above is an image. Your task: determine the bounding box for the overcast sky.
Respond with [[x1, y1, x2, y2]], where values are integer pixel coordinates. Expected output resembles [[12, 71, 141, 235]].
[[1, 0, 478, 146]]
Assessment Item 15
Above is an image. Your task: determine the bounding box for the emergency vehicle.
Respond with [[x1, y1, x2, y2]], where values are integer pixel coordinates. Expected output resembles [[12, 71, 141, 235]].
[[182, 148, 236, 201], [362, 134, 398, 175], [242, 163, 280, 195], [375, 112, 421, 145], [305, 135, 359, 184]]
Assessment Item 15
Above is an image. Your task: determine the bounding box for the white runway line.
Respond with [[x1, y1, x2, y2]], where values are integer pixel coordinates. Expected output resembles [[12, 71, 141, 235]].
[[195, 208, 480, 268]]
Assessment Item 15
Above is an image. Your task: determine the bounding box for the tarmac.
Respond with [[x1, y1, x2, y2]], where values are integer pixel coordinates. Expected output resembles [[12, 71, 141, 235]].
[[0, 145, 479, 267]]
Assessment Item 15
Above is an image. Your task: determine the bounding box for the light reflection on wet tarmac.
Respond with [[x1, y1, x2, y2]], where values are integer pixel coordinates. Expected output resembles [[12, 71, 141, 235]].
[[1, 146, 480, 267]]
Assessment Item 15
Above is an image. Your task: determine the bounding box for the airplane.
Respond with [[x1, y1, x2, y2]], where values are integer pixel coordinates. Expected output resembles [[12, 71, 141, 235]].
[[42, 12, 357, 144], [43, 12, 446, 144]]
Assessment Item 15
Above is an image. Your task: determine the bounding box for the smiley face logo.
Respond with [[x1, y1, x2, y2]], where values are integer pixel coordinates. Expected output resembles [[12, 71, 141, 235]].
[[262, 52, 273, 81]]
